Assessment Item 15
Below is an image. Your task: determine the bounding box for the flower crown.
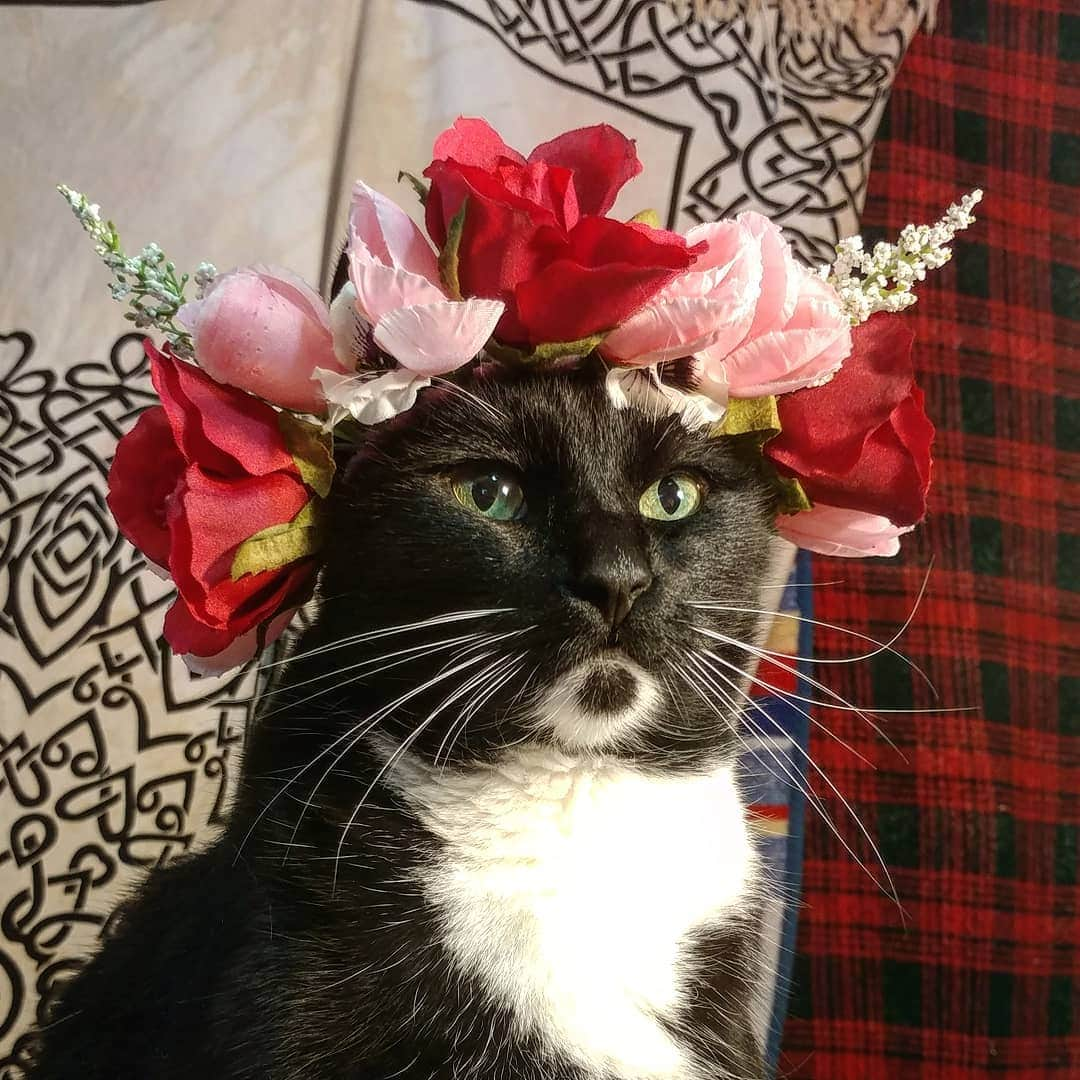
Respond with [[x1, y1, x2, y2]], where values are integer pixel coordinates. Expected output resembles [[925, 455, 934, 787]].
[[60, 118, 980, 675]]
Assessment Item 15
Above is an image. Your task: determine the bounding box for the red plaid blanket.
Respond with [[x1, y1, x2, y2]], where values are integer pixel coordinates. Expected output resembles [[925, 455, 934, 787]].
[[780, 3, 1079, 1077]]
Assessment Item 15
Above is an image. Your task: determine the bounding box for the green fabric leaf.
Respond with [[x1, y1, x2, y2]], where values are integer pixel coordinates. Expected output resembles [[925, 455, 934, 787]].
[[230, 499, 322, 581], [277, 412, 335, 498], [716, 395, 781, 443], [775, 474, 813, 514], [713, 395, 810, 513], [527, 333, 607, 363], [629, 209, 661, 229], [484, 339, 529, 364], [439, 198, 468, 301], [397, 170, 429, 206]]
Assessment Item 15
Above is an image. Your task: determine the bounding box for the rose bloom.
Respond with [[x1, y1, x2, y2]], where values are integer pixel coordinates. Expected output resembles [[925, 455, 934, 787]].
[[603, 211, 851, 401], [765, 313, 935, 528], [107, 343, 319, 672], [179, 266, 351, 414], [423, 117, 701, 347]]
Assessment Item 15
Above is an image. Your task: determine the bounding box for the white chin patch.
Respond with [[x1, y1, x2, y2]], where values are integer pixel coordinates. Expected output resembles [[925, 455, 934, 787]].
[[533, 656, 662, 750]]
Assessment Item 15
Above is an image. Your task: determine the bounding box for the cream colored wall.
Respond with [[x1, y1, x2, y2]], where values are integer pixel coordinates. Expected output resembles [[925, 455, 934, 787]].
[[0, 1, 362, 1063]]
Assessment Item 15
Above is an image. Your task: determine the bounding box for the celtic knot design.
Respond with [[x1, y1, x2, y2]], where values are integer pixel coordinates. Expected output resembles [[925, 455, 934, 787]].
[[0, 330, 256, 1071], [417, 0, 920, 262]]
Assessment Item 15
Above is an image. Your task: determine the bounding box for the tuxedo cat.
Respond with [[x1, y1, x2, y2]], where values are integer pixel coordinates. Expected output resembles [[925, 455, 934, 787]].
[[29, 359, 781, 1079]]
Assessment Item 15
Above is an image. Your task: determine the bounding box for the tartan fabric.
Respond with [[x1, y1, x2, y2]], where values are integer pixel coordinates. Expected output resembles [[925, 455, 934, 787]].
[[779, 2, 1080, 1077]]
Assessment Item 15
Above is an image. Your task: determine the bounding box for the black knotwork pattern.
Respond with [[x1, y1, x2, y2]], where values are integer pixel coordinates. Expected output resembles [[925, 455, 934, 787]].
[[0, 330, 257, 1075], [416, 0, 917, 263]]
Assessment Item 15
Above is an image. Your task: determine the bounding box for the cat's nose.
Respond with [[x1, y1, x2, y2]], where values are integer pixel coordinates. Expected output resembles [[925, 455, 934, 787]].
[[573, 565, 653, 629], [569, 522, 654, 629]]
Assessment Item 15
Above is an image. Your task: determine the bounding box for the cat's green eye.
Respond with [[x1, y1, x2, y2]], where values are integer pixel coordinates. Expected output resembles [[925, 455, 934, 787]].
[[639, 474, 703, 522], [452, 467, 526, 521]]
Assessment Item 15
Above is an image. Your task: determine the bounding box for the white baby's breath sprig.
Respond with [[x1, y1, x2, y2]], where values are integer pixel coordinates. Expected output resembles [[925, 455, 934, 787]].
[[57, 185, 217, 357], [824, 189, 983, 324]]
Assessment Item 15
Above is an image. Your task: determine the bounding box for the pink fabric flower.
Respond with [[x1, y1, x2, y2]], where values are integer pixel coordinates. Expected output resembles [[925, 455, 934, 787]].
[[601, 216, 765, 368], [179, 266, 350, 414], [776, 503, 913, 558], [712, 262, 851, 399], [602, 211, 851, 403], [348, 181, 504, 374]]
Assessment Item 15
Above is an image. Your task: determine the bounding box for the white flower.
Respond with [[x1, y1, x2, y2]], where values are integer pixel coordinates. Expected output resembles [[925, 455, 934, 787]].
[[825, 190, 983, 324], [312, 367, 431, 428], [194, 261, 217, 299], [605, 366, 726, 429], [59, 184, 218, 355]]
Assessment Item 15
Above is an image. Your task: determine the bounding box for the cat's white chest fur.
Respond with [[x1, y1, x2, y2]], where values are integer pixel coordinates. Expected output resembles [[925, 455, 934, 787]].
[[392, 746, 758, 1079]]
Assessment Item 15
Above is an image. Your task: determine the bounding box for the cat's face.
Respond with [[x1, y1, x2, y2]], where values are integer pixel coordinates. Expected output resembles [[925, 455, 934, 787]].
[[308, 363, 781, 768]]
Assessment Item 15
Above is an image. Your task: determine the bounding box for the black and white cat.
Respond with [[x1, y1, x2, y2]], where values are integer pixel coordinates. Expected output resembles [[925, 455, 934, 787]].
[[30, 359, 783, 1079]]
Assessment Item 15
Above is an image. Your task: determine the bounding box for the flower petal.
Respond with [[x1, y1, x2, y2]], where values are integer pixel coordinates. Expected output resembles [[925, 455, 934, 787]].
[[349, 180, 441, 280], [528, 124, 642, 217], [603, 294, 757, 367], [713, 298, 850, 398], [175, 606, 299, 676], [373, 299, 504, 375], [106, 406, 185, 567], [765, 313, 934, 526], [776, 504, 913, 558], [422, 159, 558, 316], [680, 218, 755, 280], [431, 116, 526, 170], [166, 466, 311, 629], [313, 368, 432, 426], [147, 341, 297, 478], [179, 266, 343, 413], [766, 313, 919, 474], [736, 212, 799, 336], [328, 281, 368, 369], [605, 367, 726, 429], [514, 217, 697, 344], [348, 256, 447, 325]]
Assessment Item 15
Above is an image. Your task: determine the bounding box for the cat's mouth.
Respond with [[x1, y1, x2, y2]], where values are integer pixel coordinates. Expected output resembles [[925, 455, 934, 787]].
[[531, 651, 662, 750], [576, 657, 638, 714]]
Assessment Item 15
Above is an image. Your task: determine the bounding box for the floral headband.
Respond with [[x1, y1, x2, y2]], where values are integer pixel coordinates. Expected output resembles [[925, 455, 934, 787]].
[[60, 118, 980, 675]]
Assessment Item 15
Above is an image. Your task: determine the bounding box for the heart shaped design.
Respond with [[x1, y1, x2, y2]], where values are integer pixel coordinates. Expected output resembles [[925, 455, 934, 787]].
[[8, 472, 124, 665]]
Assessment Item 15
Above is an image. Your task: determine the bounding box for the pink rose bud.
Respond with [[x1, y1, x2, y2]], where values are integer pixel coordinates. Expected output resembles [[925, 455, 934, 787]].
[[179, 266, 350, 413]]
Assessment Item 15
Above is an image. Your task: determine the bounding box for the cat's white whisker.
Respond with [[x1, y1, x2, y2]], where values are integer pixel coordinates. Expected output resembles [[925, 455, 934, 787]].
[[689, 622, 953, 721], [258, 632, 488, 702], [254, 608, 515, 675], [697, 627, 906, 755], [677, 654, 870, 898], [689, 652, 902, 911], [691, 645, 877, 768], [236, 639, 510, 864], [331, 651, 518, 892], [434, 653, 526, 771], [673, 656, 798, 796], [686, 561, 937, 694], [284, 639, 530, 862], [429, 375, 509, 422], [255, 633, 492, 725]]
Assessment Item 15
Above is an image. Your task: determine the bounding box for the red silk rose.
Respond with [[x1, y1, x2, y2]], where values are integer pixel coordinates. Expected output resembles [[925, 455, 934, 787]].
[[107, 342, 326, 672], [423, 117, 701, 347], [764, 313, 935, 527]]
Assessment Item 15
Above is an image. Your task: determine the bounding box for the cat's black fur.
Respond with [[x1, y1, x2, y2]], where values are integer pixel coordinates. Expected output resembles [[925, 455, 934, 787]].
[[28, 361, 777, 1079]]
